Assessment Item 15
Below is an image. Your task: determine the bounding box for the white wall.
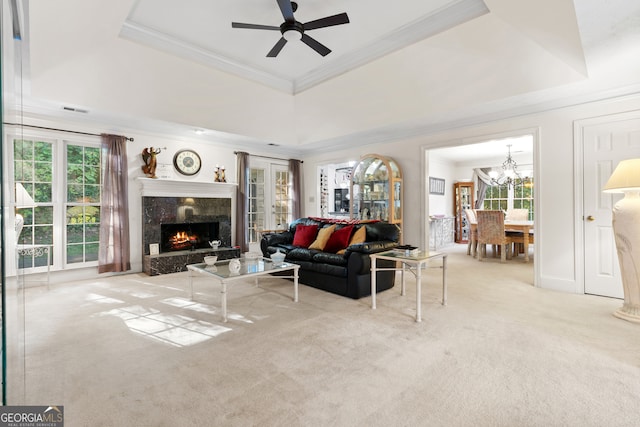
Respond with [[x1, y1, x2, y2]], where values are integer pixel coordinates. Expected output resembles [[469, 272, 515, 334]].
[[3, 114, 280, 283], [426, 153, 456, 217], [10, 92, 640, 294], [302, 93, 640, 294]]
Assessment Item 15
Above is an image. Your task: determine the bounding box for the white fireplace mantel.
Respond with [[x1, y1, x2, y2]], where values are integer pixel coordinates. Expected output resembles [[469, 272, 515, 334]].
[[137, 177, 237, 198]]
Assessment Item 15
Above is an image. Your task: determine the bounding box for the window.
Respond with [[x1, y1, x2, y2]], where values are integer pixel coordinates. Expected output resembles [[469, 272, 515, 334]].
[[483, 183, 508, 211], [247, 163, 291, 245], [14, 138, 54, 268], [483, 178, 534, 220], [13, 134, 101, 270], [273, 169, 290, 228], [66, 144, 101, 263], [513, 178, 534, 220], [248, 168, 265, 244]]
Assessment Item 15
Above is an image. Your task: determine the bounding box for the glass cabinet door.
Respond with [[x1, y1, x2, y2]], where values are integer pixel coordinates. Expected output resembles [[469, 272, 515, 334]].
[[350, 154, 402, 231]]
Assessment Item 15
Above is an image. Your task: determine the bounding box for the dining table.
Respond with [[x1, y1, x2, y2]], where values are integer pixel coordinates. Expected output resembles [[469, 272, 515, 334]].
[[468, 220, 534, 262]]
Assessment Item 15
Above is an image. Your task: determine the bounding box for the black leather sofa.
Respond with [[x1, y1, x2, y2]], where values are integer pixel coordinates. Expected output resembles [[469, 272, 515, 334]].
[[260, 217, 401, 299]]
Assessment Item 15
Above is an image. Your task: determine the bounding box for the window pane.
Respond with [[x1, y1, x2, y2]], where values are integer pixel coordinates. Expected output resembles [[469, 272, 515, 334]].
[[65, 144, 102, 264], [85, 243, 99, 262], [34, 183, 52, 203], [35, 206, 54, 225], [68, 184, 83, 202], [85, 147, 101, 165], [67, 145, 83, 163], [67, 244, 84, 264], [84, 166, 100, 184], [67, 164, 84, 184], [85, 185, 100, 203], [67, 224, 84, 244], [86, 224, 100, 242], [14, 139, 33, 160], [34, 226, 53, 245], [35, 141, 52, 159], [35, 162, 53, 182]]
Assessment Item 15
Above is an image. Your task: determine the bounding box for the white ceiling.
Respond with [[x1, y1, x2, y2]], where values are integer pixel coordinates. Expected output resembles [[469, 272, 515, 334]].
[[431, 135, 533, 164], [9, 0, 640, 156], [121, 0, 490, 93]]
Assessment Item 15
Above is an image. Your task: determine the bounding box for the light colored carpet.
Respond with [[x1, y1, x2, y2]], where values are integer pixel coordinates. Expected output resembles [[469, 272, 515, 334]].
[[18, 246, 640, 426]]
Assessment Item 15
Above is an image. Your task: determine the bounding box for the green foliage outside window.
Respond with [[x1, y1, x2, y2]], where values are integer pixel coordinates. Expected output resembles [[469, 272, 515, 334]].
[[483, 178, 534, 220], [13, 137, 102, 269], [66, 145, 101, 263]]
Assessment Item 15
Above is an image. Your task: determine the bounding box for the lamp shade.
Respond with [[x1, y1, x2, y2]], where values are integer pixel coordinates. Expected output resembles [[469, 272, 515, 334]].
[[603, 158, 640, 193], [15, 183, 35, 207]]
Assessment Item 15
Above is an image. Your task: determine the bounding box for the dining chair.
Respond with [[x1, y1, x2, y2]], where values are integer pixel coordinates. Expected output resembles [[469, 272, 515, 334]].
[[507, 230, 535, 258], [464, 209, 477, 257], [505, 208, 529, 221], [505, 208, 532, 257], [476, 210, 514, 262]]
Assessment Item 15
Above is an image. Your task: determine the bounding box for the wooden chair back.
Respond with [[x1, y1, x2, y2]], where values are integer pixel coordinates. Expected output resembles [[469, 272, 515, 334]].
[[476, 210, 509, 245]]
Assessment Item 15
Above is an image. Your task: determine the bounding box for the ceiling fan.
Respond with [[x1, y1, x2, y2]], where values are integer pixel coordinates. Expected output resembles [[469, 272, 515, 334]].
[[232, 0, 350, 57]]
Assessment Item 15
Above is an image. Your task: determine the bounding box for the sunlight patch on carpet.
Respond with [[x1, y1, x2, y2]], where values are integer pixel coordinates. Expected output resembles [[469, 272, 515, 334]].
[[94, 304, 231, 347]]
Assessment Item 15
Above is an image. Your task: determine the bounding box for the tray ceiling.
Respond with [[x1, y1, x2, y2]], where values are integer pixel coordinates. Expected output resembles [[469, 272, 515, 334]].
[[12, 0, 640, 152]]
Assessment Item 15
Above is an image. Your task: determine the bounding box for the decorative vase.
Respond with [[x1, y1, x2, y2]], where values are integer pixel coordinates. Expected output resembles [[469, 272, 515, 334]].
[[229, 258, 241, 273], [611, 192, 640, 323], [271, 249, 285, 266]]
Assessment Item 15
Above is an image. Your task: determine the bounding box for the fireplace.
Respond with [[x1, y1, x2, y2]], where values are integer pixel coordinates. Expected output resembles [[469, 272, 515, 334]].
[[142, 195, 233, 256], [160, 222, 219, 252]]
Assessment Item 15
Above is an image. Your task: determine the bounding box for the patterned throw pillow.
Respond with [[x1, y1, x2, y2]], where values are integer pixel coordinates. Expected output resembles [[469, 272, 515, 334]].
[[323, 225, 354, 253], [292, 224, 319, 248], [308, 225, 336, 250]]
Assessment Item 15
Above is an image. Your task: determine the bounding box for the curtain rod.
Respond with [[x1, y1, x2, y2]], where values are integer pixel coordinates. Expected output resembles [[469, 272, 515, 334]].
[[3, 122, 134, 141], [234, 151, 303, 163]]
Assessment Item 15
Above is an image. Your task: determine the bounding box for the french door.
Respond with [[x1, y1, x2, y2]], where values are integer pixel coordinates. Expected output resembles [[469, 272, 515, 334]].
[[582, 112, 640, 298], [247, 161, 291, 250]]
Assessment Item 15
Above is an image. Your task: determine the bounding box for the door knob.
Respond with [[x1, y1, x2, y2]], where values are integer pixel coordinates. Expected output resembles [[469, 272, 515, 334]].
[[586, 215, 595, 222]]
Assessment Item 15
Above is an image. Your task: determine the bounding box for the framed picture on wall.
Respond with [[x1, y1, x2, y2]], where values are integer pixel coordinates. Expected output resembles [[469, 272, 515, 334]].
[[429, 177, 445, 195]]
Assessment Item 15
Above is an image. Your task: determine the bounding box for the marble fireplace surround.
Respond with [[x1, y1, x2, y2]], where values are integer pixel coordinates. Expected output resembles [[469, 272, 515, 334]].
[[138, 178, 237, 256]]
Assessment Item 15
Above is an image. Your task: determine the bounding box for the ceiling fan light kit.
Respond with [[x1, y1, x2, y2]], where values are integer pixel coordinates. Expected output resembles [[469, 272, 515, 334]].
[[231, 0, 350, 57]]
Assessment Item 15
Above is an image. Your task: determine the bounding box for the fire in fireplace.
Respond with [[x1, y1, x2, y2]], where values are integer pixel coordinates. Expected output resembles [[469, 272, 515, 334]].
[[160, 222, 220, 252]]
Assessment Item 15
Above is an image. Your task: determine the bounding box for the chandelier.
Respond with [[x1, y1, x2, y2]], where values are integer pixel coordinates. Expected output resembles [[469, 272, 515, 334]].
[[489, 144, 522, 187]]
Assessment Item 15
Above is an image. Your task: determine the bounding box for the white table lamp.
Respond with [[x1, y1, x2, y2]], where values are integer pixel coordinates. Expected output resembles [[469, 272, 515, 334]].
[[603, 158, 640, 323], [15, 183, 35, 239]]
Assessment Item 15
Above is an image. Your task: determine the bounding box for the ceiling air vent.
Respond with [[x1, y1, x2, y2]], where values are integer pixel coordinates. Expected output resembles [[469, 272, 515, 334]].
[[62, 106, 89, 114]]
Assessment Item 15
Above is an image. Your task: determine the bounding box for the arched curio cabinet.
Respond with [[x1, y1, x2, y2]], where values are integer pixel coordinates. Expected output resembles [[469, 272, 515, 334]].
[[350, 154, 403, 235]]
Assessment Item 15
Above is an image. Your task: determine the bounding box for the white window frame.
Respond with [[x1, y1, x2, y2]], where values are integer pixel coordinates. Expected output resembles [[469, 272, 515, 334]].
[[7, 129, 102, 274]]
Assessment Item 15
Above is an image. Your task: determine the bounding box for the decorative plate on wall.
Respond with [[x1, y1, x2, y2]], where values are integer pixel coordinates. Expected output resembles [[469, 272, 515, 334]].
[[173, 149, 202, 176]]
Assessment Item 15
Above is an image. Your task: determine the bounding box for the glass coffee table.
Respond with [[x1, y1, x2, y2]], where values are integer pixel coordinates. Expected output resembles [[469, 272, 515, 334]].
[[370, 250, 447, 322], [187, 258, 300, 322]]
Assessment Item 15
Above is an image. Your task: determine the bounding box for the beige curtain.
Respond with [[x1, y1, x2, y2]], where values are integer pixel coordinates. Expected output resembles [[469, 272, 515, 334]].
[[289, 159, 302, 219], [98, 134, 131, 273], [235, 152, 250, 252]]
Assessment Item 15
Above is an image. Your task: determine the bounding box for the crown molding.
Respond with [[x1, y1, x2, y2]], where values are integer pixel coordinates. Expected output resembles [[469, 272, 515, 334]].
[[119, 0, 489, 95], [294, 0, 489, 93], [119, 22, 295, 94], [301, 83, 640, 153]]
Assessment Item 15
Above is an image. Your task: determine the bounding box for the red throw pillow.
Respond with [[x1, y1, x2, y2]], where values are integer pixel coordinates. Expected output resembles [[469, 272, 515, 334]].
[[323, 225, 354, 253], [292, 224, 319, 248]]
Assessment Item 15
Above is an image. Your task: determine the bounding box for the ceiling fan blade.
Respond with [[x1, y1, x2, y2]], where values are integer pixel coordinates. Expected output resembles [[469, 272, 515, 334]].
[[303, 13, 350, 31], [232, 22, 280, 31], [267, 37, 288, 57], [276, 0, 295, 22], [301, 34, 331, 56]]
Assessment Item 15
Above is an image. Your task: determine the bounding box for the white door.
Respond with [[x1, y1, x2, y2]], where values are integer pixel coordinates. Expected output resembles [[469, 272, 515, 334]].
[[583, 114, 640, 297], [247, 161, 291, 251]]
